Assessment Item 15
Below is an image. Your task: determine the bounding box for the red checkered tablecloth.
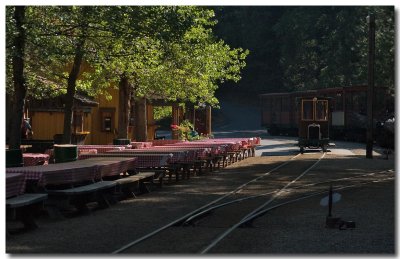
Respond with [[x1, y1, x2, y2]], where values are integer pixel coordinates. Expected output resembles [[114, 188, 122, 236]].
[[6, 162, 98, 187], [76, 157, 137, 178], [196, 137, 261, 147], [106, 149, 189, 164], [151, 139, 186, 146], [78, 145, 126, 153], [6, 173, 26, 198], [164, 143, 226, 156], [78, 153, 172, 168], [130, 142, 153, 149], [23, 153, 50, 166], [149, 146, 211, 161], [191, 140, 241, 152], [78, 149, 98, 155]]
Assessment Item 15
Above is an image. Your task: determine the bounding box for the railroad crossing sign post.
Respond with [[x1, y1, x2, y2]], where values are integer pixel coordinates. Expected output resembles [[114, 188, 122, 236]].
[[320, 185, 355, 230], [321, 185, 342, 228], [366, 13, 375, 159]]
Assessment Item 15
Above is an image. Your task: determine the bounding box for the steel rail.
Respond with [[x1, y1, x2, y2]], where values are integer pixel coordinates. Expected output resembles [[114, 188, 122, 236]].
[[240, 176, 395, 226], [199, 175, 394, 254], [183, 169, 393, 225], [200, 152, 326, 254], [111, 153, 302, 254]]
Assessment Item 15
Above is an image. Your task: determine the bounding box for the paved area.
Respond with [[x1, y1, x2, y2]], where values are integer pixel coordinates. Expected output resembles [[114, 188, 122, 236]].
[[255, 136, 391, 157]]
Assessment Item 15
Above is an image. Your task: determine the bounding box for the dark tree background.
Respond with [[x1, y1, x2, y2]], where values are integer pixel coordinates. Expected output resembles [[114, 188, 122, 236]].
[[213, 6, 394, 98]]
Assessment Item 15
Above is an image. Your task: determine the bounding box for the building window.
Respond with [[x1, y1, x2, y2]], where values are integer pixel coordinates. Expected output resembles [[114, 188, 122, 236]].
[[100, 108, 115, 132]]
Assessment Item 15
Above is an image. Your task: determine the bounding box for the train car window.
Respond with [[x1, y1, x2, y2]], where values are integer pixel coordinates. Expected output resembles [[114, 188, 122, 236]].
[[302, 100, 314, 120], [316, 100, 328, 121]]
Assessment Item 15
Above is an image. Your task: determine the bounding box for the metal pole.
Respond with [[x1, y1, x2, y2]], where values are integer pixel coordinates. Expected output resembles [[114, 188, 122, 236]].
[[366, 13, 375, 159]]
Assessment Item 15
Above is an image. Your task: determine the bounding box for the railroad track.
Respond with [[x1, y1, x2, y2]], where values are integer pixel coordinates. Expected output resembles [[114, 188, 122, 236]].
[[112, 153, 394, 254]]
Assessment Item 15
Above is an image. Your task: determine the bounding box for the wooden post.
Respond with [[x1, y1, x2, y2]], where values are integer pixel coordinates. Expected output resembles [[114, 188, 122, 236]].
[[366, 13, 375, 159], [147, 104, 156, 140], [135, 97, 147, 141]]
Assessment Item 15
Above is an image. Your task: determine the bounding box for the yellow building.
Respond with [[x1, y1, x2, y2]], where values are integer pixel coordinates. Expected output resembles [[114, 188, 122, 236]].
[[27, 89, 210, 144]]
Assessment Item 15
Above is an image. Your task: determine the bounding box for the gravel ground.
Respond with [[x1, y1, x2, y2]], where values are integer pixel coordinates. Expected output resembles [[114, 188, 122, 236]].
[[5, 141, 395, 255]]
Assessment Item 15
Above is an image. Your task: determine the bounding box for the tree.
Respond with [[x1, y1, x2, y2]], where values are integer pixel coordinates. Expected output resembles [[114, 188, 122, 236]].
[[7, 6, 118, 143], [7, 6, 27, 149], [213, 6, 285, 95], [273, 6, 394, 91], [211, 6, 394, 95], [88, 6, 248, 141], [6, 6, 248, 143]]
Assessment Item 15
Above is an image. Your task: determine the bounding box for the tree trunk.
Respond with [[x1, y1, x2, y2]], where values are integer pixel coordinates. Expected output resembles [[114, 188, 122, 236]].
[[9, 6, 27, 150], [135, 97, 147, 141], [117, 75, 131, 139], [62, 41, 85, 144], [61, 7, 89, 144], [6, 94, 15, 144]]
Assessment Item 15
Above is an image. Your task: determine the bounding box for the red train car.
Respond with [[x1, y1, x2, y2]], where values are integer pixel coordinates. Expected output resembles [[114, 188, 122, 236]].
[[260, 85, 392, 142]]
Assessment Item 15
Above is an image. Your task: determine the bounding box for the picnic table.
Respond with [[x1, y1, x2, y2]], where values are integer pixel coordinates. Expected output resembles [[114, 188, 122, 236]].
[[106, 149, 197, 180], [78, 153, 171, 186], [6, 157, 139, 187], [79, 157, 137, 178], [79, 153, 172, 168], [23, 153, 50, 166], [152, 147, 211, 175], [106, 149, 189, 163], [6, 172, 48, 231], [6, 173, 27, 198], [195, 137, 261, 157], [6, 162, 98, 187], [163, 143, 227, 156], [148, 146, 214, 161]]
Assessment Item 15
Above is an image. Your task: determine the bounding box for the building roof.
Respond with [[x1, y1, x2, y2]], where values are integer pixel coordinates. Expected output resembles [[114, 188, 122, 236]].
[[28, 93, 99, 112]]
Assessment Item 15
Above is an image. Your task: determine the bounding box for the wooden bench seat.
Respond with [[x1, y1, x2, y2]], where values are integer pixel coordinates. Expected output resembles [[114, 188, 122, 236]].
[[6, 193, 48, 232], [7, 193, 48, 208], [135, 169, 165, 187], [45, 181, 117, 217], [46, 181, 116, 196], [114, 172, 155, 197]]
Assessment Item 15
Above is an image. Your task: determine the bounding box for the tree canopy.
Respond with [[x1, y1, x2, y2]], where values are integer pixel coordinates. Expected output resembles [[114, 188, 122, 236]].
[[6, 6, 249, 143], [213, 6, 394, 95], [6, 6, 248, 105]]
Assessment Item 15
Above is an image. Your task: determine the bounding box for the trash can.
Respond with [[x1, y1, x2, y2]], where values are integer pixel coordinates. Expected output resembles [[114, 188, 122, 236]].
[[54, 144, 78, 163], [6, 149, 24, 168]]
